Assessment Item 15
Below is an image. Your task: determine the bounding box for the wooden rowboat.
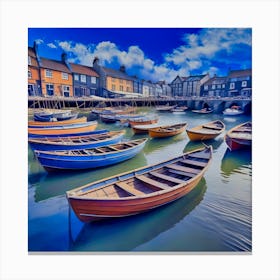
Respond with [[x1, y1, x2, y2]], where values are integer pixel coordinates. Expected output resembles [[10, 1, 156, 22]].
[[28, 121, 97, 136], [28, 130, 125, 151], [132, 124, 162, 134], [128, 115, 159, 127], [66, 145, 212, 222], [28, 117, 87, 127], [35, 138, 147, 171], [155, 105, 176, 112], [192, 108, 213, 114], [225, 122, 252, 151], [186, 120, 225, 141], [148, 123, 187, 138]]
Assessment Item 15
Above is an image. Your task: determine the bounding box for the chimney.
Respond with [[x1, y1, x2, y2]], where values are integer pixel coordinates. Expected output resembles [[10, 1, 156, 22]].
[[61, 52, 67, 62], [93, 57, 99, 65], [119, 65, 126, 73], [33, 41, 38, 54]]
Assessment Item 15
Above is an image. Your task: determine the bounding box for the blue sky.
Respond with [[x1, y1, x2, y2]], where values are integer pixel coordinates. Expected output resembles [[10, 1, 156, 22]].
[[28, 28, 252, 83]]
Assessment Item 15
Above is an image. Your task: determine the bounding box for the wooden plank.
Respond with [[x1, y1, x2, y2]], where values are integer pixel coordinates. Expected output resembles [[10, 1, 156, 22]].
[[149, 171, 185, 184], [180, 159, 207, 168], [188, 152, 210, 160], [136, 175, 170, 190], [94, 148, 105, 153], [167, 168, 195, 178], [167, 164, 201, 174], [202, 125, 221, 130], [115, 182, 145, 196]]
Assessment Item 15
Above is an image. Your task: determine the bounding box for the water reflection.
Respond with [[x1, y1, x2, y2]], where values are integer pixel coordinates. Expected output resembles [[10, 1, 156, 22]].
[[33, 152, 147, 202], [221, 149, 252, 177], [69, 178, 207, 252], [184, 138, 224, 152]]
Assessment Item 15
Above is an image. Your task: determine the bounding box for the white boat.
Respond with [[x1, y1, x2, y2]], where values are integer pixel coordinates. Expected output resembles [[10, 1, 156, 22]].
[[223, 108, 244, 116]]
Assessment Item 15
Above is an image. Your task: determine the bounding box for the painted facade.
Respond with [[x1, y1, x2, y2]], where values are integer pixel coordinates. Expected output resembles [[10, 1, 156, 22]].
[[200, 76, 227, 97], [28, 45, 41, 96], [227, 69, 252, 97]]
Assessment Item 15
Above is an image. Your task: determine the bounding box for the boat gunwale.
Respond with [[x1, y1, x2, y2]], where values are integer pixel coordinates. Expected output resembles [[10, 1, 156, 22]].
[[66, 146, 212, 201], [28, 121, 97, 131], [226, 121, 252, 140], [148, 122, 188, 133], [186, 120, 225, 135]]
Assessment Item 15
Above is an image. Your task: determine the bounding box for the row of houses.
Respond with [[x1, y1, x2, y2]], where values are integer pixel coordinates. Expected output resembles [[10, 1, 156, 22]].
[[28, 42, 252, 98]]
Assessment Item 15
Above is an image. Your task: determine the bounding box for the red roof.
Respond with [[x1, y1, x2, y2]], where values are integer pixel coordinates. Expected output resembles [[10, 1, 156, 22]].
[[70, 63, 99, 77], [40, 58, 71, 73]]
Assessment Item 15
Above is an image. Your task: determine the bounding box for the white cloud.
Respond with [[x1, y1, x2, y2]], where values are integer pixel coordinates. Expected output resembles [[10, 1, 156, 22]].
[[35, 39, 44, 45], [47, 43, 57, 49]]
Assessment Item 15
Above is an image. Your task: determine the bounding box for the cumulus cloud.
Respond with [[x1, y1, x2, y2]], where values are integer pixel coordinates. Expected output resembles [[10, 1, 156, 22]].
[[49, 28, 251, 82], [35, 39, 44, 45], [47, 43, 57, 49]]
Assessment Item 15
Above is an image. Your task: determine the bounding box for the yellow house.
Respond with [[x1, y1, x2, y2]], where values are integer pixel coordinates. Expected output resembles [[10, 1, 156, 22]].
[[39, 57, 73, 97]]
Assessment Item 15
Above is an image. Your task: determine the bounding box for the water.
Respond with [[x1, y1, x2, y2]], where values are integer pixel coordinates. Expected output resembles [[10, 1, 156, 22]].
[[28, 108, 252, 252]]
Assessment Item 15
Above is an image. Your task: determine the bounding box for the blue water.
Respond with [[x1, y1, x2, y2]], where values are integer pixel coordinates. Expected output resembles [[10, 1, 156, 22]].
[[28, 108, 252, 252]]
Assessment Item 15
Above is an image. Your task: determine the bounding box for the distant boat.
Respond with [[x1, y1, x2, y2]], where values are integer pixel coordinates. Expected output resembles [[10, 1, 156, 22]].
[[128, 115, 159, 127], [223, 107, 244, 115], [132, 124, 162, 134], [66, 145, 212, 222], [100, 114, 118, 123], [186, 120, 225, 141], [28, 130, 125, 151], [155, 105, 176, 112], [33, 109, 74, 122], [28, 117, 87, 127], [148, 123, 188, 138], [35, 138, 147, 171], [192, 108, 213, 114], [225, 122, 252, 151], [28, 121, 97, 137], [170, 106, 188, 113]]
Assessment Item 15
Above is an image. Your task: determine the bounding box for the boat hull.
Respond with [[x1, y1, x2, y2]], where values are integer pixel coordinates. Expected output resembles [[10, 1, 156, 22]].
[[225, 135, 251, 151], [28, 122, 97, 136], [129, 119, 158, 127], [35, 139, 146, 171], [68, 175, 202, 222], [28, 131, 124, 151], [187, 130, 219, 141], [28, 117, 87, 127], [148, 124, 187, 138]]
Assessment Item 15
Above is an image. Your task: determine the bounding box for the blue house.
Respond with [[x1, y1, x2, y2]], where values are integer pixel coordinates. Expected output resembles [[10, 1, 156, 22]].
[[227, 69, 252, 97]]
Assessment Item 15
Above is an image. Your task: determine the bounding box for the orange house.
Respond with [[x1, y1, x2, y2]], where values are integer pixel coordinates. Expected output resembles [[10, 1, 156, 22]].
[[28, 46, 41, 96], [40, 58, 73, 97]]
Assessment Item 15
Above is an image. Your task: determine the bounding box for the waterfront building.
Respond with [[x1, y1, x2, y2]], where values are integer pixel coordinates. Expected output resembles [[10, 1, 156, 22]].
[[39, 55, 73, 97], [227, 69, 252, 97], [70, 62, 99, 97], [142, 80, 156, 97], [170, 74, 210, 97], [28, 43, 41, 96], [200, 75, 227, 97], [155, 83, 163, 97], [157, 81, 172, 97]]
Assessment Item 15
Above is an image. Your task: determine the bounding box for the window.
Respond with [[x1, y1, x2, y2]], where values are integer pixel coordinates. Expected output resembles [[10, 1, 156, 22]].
[[242, 81, 247, 87], [46, 84, 54, 96], [217, 84, 221, 89], [74, 74, 79, 81], [204, 85, 208, 90], [112, 85, 116, 91], [222, 84, 225, 88], [90, 88, 96, 96], [80, 75, 86, 83], [28, 70, 32, 79], [126, 87, 130, 92], [230, 82, 235, 89], [120, 85, 124, 91], [28, 56, 32, 65], [91, 76, 96, 84], [62, 85, 70, 97], [212, 85, 216, 90], [28, 84, 34, 96], [120, 79, 123, 84], [62, 73, 68, 80], [45, 69, 53, 78], [80, 87, 87, 96]]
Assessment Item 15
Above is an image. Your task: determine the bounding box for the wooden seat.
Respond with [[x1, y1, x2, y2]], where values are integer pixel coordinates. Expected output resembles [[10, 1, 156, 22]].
[[188, 152, 210, 160], [115, 182, 145, 196], [167, 168, 195, 178], [136, 175, 170, 190], [94, 147, 105, 153], [180, 159, 207, 168], [167, 164, 201, 175], [149, 171, 185, 184], [108, 146, 120, 151], [202, 125, 221, 130]]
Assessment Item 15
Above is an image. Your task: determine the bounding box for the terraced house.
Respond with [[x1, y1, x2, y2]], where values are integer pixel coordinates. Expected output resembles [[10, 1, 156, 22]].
[[200, 75, 227, 97], [28, 43, 41, 96], [227, 69, 252, 97]]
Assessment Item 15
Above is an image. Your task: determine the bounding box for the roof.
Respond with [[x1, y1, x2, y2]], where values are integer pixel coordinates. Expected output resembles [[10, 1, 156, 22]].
[[28, 47, 39, 67], [185, 74, 207, 82], [40, 57, 71, 73], [102, 66, 135, 81], [70, 63, 99, 77], [204, 76, 227, 86], [228, 69, 252, 78]]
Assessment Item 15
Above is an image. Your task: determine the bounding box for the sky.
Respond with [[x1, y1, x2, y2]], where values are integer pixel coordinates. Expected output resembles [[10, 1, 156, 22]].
[[28, 28, 252, 83]]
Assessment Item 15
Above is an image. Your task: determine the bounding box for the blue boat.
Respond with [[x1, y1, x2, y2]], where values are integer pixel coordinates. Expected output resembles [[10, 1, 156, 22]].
[[28, 129, 108, 139], [35, 138, 147, 171], [28, 130, 125, 151]]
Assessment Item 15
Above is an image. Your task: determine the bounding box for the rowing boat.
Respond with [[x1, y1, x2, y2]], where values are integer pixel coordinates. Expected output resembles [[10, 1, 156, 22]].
[[28, 121, 97, 136], [192, 108, 213, 114], [35, 138, 147, 171], [28, 117, 87, 127], [186, 120, 225, 141], [66, 145, 212, 222], [132, 124, 162, 134], [155, 105, 176, 112], [148, 123, 187, 138], [225, 122, 252, 151], [28, 130, 125, 151], [128, 115, 159, 127]]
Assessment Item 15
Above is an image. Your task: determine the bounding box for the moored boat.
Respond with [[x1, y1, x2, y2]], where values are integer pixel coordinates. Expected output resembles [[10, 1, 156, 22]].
[[66, 145, 212, 222], [148, 123, 187, 138], [225, 122, 252, 151], [28, 121, 98, 136], [128, 115, 159, 127], [33, 109, 73, 121], [192, 108, 213, 114], [132, 124, 162, 134], [28, 130, 125, 151], [186, 120, 225, 141], [155, 105, 176, 112], [35, 138, 147, 171], [100, 114, 118, 123], [28, 117, 87, 127], [223, 107, 244, 115], [170, 106, 188, 113]]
